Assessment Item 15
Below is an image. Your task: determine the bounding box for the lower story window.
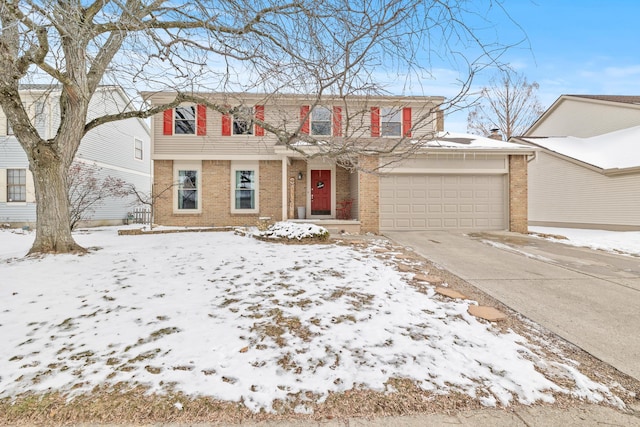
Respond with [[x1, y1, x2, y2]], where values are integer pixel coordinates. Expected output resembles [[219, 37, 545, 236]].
[[231, 161, 259, 213], [235, 170, 255, 209], [7, 169, 26, 202], [178, 170, 198, 210]]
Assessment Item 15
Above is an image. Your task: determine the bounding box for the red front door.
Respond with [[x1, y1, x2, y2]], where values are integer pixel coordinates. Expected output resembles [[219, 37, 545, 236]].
[[311, 169, 331, 215]]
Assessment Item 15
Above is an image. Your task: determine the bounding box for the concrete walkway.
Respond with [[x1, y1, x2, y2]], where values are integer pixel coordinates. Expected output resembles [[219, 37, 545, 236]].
[[384, 230, 640, 382]]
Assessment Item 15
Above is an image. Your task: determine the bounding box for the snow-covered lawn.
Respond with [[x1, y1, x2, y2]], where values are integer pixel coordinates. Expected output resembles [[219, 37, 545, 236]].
[[530, 226, 640, 257], [0, 226, 627, 413]]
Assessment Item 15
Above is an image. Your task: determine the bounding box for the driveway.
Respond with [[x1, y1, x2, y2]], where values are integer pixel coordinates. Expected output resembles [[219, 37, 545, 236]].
[[384, 230, 640, 382]]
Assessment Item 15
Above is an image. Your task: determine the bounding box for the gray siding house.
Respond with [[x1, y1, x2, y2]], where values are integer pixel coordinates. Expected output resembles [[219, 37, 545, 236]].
[[0, 85, 151, 227]]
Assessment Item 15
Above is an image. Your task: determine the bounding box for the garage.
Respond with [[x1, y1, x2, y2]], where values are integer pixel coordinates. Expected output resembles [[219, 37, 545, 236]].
[[379, 173, 507, 231]]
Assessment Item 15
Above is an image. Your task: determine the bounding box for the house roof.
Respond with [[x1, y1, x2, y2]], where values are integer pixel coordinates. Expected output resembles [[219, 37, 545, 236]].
[[423, 131, 533, 151], [565, 95, 640, 105], [525, 94, 640, 137], [518, 125, 640, 170]]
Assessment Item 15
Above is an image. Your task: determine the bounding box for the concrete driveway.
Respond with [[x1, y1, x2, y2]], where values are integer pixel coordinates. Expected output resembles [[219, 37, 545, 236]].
[[383, 230, 640, 382]]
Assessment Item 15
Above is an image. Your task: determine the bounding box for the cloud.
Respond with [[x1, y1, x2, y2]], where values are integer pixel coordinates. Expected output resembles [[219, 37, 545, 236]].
[[603, 65, 640, 79]]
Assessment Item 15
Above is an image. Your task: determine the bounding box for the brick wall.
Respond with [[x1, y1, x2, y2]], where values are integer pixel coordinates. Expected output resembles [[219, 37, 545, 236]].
[[153, 160, 283, 227], [358, 155, 379, 233], [509, 155, 528, 233], [289, 159, 307, 218]]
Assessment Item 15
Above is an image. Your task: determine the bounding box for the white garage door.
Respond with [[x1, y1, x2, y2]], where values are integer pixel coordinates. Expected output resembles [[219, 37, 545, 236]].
[[380, 174, 506, 230]]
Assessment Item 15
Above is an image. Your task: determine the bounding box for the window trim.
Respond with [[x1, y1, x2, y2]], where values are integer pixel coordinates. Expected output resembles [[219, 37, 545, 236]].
[[310, 106, 332, 137], [134, 137, 143, 161], [7, 168, 27, 203], [173, 161, 202, 214], [380, 107, 402, 137], [230, 161, 259, 214], [232, 106, 254, 136], [174, 106, 197, 135]]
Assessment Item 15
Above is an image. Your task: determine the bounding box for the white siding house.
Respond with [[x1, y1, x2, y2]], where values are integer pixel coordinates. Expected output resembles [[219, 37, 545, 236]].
[[0, 85, 151, 227], [516, 99, 640, 231], [527, 95, 640, 138]]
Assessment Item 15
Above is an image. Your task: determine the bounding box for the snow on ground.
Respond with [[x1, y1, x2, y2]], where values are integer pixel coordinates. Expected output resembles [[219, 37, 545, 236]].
[[0, 225, 626, 412], [530, 227, 640, 257]]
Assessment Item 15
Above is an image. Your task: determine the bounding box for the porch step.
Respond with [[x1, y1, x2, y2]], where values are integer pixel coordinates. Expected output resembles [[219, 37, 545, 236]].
[[289, 219, 361, 235]]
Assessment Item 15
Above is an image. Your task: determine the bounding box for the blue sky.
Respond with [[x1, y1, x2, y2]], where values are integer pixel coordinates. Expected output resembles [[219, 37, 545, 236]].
[[441, 0, 640, 132]]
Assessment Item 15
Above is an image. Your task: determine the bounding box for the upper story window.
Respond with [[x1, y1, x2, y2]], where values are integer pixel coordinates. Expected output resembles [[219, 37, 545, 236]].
[[7, 169, 26, 202], [380, 108, 402, 137], [233, 107, 254, 135], [134, 138, 143, 160], [6, 118, 13, 135], [174, 106, 196, 134], [221, 105, 264, 137], [371, 107, 412, 138], [301, 105, 342, 137], [311, 107, 331, 136], [163, 105, 206, 136]]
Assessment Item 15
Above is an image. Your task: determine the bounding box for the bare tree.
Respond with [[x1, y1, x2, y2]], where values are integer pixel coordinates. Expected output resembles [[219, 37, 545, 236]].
[[67, 162, 129, 230], [0, 0, 522, 254], [466, 70, 545, 140]]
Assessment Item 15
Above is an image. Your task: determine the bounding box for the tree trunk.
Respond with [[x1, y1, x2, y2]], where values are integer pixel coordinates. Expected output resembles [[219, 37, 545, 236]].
[[28, 145, 85, 255]]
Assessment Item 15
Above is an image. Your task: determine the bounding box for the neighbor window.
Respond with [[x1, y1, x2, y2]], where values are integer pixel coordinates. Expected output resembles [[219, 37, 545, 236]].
[[6, 118, 13, 135], [134, 138, 143, 160], [233, 106, 254, 135], [174, 106, 196, 134], [231, 161, 259, 213], [7, 169, 26, 202], [178, 170, 198, 210], [311, 106, 331, 136], [381, 108, 402, 137]]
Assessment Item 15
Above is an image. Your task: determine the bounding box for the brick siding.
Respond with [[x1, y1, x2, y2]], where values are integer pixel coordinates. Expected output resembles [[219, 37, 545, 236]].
[[358, 155, 379, 234], [509, 155, 528, 233], [153, 160, 283, 227]]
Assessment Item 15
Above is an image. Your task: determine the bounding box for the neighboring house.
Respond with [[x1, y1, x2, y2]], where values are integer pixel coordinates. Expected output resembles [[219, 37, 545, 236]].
[[527, 95, 640, 137], [0, 85, 151, 227], [143, 92, 534, 234], [514, 126, 640, 231], [514, 94, 640, 231]]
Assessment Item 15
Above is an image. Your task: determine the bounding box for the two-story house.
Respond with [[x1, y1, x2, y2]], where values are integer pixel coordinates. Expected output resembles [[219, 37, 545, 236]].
[[144, 92, 533, 234], [513, 95, 640, 231], [0, 85, 151, 228]]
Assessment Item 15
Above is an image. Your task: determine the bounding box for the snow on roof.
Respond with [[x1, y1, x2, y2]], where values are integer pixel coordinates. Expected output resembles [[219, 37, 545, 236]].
[[420, 131, 532, 150], [521, 125, 640, 170]]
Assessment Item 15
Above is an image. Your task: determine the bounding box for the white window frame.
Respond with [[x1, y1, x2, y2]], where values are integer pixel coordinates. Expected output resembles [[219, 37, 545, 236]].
[[174, 106, 196, 135], [7, 168, 27, 203], [310, 106, 332, 136], [381, 107, 402, 137], [233, 106, 254, 135], [173, 160, 202, 213], [230, 161, 259, 214], [134, 137, 143, 160]]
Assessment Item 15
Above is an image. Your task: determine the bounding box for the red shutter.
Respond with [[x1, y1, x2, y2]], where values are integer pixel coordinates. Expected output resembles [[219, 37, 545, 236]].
[[332, 106, 342, 137], [300, 105, 310, 134], [221, 111, 231, 136], [197, 104, 207, 136], [370, 107, 380, 137], [254, 104, 265, 136], [402, 107, 412, 138], [163, 109, 173, 135]]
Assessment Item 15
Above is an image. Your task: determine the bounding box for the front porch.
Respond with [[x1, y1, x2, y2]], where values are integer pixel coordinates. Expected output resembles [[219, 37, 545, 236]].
[[284, 158, 359, 222]]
